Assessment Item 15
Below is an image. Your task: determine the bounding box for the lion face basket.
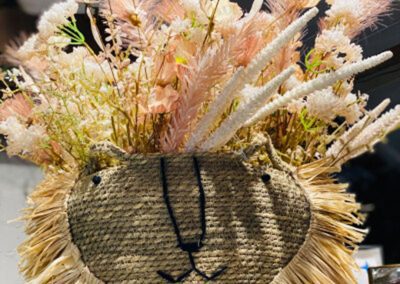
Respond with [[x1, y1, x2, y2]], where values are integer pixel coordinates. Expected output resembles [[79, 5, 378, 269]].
[[18, 141, 363, 284], [3, 0, 398, 282]]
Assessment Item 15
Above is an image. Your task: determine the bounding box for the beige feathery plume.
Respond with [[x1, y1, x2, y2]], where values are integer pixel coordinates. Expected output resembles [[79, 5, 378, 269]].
[[161, 45, 230, 152], [200, 66, 295, 151], [244, 51, 393, 127]]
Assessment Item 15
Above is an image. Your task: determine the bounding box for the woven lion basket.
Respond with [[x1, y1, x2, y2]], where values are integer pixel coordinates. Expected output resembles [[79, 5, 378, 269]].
[[19, 141, 363, 284]]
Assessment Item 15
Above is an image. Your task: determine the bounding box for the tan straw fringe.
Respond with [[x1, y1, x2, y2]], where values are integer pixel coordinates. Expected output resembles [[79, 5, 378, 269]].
[[18, 172, 102, 284], [272, 159, 365, 284]]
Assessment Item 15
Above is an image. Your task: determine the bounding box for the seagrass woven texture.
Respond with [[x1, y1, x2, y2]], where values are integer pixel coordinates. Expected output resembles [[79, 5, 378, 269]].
[[67, 154, 311, 283]]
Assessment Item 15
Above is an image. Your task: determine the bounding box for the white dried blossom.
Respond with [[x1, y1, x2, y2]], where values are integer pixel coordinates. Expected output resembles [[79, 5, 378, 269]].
[[315, 27, 363, 68], [47, 35, 71, 47], [37, 0, 79, 39], [339, 92, 365, 124], [54, 46, 88, 67], [50, 46, 114, 82], [326, 0, 364, 21], [83, 60, 114, 82], [306, 88, 342, 122], [306, 89, 363, 124], [17, 35, 39, 60], [0, 117, 46, 156], [324, 0, 390, 38], [170, 19, 192, 34]]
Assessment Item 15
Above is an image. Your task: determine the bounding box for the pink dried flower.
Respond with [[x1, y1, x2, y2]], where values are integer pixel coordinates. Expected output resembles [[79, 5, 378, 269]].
[[148, 85, 180, 114], [228, 13, 273, 67], [102, 0, 156, 51], [322, 0, 392, 38], [315, 26, 363, 68], [153, 51, 178, 86], [151, 0, 185, 23], [235, 34, 265, 67], [0, 94, 32, 122]]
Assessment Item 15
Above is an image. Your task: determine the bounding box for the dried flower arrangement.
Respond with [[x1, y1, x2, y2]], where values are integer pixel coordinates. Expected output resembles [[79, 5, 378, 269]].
[[1, 0, 399, 283]]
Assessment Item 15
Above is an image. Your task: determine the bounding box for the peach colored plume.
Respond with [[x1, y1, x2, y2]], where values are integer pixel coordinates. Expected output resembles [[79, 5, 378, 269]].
[[0, 94, 32, 122]]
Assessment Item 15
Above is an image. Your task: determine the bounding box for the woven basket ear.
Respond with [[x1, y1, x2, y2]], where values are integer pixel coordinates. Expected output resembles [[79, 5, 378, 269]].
[[84, 142, 131, 175], [90, 142, 131, 161], [242, 134, 293, 172]]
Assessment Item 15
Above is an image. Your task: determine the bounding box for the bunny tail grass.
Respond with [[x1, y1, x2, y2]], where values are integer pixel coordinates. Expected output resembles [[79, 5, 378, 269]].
[[272, 159, 365, 284], [18, 172, 102, 284]]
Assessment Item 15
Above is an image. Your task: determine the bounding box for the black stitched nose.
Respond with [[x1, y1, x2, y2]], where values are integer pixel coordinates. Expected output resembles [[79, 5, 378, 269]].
[[261, 173, 271, 183], [179, 241, 203, 252], [92, 175, 102, 186]]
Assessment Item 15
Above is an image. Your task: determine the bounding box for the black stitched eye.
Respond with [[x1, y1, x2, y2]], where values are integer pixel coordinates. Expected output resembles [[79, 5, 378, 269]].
[[92, 175, 102, 186], [261, 173, 271, 183]]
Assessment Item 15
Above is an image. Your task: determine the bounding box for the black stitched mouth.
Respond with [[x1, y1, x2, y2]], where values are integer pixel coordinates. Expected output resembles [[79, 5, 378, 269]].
[[158, 156, 227, 283]]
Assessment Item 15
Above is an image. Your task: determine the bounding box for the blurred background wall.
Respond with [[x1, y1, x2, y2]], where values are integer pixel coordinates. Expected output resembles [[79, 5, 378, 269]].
[[0, 1, 52, 282], [0, 1, 399, 283]]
